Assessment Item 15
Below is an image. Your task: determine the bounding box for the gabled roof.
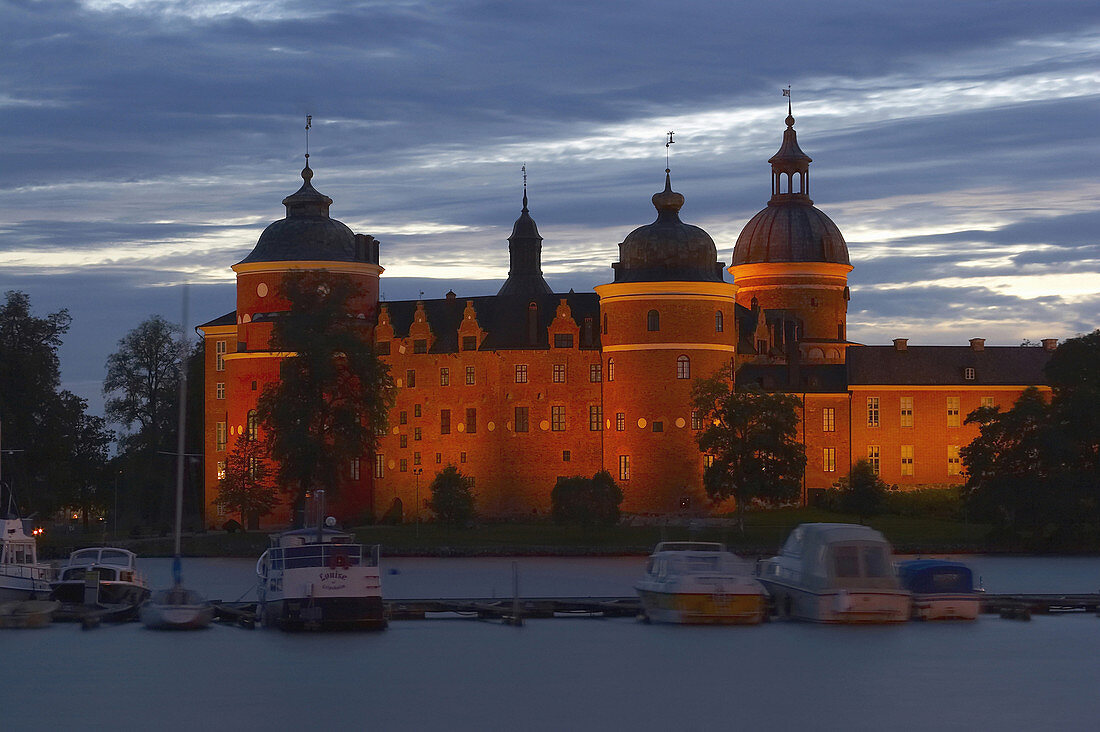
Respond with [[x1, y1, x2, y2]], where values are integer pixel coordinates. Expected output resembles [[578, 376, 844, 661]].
[[847, 345, 1050, 386], [197, 311, 236, 330]]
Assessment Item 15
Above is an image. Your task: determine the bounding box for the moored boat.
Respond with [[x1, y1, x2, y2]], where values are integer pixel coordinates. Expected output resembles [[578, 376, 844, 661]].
[[0, 517, 54, 601], [0, 599, 60, 628], [757, 523, 910, 624], [51, 547, 150, 606], [141, 585, 214, 630], [256, 518, 385, 631], [897, 559, 981, 621], [635, 541, 768, 625]]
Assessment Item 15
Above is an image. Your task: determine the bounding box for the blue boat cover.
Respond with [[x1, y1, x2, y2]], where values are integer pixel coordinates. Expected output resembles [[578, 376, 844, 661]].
[[897, 559, 974, 594]]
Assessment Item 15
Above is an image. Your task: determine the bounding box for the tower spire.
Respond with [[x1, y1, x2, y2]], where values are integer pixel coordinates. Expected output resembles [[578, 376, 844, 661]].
[[522, 163, 528, 212], [304, 114, 312, 167]]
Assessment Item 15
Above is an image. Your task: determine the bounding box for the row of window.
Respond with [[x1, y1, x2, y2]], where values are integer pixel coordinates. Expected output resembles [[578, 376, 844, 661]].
[[638, 310, 724, 333], [393, 356, 693, 389], [822, 445, 963, 476], [862, 396, 995, 429]]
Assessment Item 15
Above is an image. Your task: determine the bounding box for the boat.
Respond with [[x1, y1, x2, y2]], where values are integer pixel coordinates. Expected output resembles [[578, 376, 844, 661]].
[[0, 517, 54, 601], [757, 523, 910, 624], [635, 541, 768, 625], [897, 559, 981, 620], [0, 599, 61, 628], [256, 496, 385, 631], [50, 546, 151, 606]]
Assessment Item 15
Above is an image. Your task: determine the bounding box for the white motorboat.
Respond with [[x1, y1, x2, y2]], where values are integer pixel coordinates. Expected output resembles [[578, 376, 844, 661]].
[[0, 517, 54, 601], [757, 523, 910, 624], [51, 547, 150, 606], [636, 542, 768, 625], [140, 585, 214, 629], [256, 515, 385, 631]]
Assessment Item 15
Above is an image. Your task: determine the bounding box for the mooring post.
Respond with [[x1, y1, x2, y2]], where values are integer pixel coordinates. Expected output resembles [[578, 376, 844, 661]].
[[509, 561, 523, 627]]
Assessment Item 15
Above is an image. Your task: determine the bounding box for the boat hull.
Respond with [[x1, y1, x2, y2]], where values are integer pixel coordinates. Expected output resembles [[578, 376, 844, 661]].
[[637, 588, 767, 625], [0, 600, 60, 628], [0, 575, 52, 602], [51, 580, 150, 606], [911, 593, 980, 621], [761, 580, 910, 624], [260, 596, 386, 631]]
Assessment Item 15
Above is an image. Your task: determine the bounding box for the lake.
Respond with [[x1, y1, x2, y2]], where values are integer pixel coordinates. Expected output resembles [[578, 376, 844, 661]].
[[4, 555, 1099, 730]]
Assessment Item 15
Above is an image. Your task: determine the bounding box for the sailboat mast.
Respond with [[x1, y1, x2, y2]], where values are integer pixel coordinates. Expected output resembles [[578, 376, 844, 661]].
[[172, 287, 189, 582]]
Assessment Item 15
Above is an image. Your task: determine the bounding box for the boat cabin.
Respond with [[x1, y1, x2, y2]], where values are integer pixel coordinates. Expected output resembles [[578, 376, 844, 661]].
[[645, 542, 749, 578], [58, 548, 140, 583], [265, 528, 379, 571], [1, 518, 39, 568], [762, 523, 900, 591]]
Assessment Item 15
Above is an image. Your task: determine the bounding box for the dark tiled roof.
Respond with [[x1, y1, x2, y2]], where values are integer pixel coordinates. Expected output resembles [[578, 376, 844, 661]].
[[382, 291, 601, 352], [736, 363, 848, 393], [197, 311, 236, 329], [847, 345, 1051, 386]]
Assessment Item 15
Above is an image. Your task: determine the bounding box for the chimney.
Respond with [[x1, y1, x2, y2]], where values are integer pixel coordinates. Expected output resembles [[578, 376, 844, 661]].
[[969, 338, 985, 351], [1042, 338, 1058, 351], [893, 338, 908, 351]]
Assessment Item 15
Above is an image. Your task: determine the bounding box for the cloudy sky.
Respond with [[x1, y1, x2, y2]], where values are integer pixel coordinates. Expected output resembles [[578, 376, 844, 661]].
[[2, 0, 1098, 416]]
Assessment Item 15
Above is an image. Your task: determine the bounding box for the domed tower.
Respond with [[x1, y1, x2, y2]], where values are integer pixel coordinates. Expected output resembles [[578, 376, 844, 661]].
[[224, 159, 383, 520], [497, 179, 553, 297], [730, 105, 852, 358], [595, 171, 738, 513]]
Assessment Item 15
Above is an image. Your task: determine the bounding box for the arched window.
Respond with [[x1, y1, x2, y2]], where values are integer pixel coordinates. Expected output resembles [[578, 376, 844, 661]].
[[607, 358, 615, 382], [715, 310, 724, 332], [676, 355, 690, 380], [246, 410, 258, 441], [647, 309, 659, 332]]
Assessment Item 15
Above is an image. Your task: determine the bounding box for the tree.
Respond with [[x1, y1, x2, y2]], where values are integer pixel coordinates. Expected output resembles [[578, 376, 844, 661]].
[[1045, 330, 1100, 476], [692, 366, 806, 532], [258, 270, 394, 525], [834, 460, 888, 523], [49, 392, 114, 529], [551, 470, 623, 526], [216, 434, 280, 530], [427, 465, 476, 527]]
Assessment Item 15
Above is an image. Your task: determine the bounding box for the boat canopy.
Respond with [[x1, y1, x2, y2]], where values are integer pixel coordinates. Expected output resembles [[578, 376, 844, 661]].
[[66, 547, 137, 568], [776, 523, 900, 591], [897, 559, 974, 594]]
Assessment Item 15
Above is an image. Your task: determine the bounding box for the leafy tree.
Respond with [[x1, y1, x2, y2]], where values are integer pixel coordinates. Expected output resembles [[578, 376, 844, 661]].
[[834, 459, 889, 523], [551, 470, 623, 526], [1045, 330, 1100, 476], [50, 392, 114, 528], [216, 434, 280, 530], [258, 270, 394, 525], [427, 464, 476, 527], [692, 366, 806, 532]]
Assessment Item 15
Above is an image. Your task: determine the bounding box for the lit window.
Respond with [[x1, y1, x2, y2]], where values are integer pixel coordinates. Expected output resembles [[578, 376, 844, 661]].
[[715, 311, 724, 332], [589, 405, 602, 431], [900, 397, 914, 428], [551, 405, 565, 431], [435, 453, 441, 464], [823, 407, 835, 433], [215, 340, 226, 371], [460, 452, 467, 464], [554, 333, 573, 348], [466, 408, 477, 434], [400, 459, 408, 472], [867, 397, 880, 428], [414, 404, 422, 418], [868, 445, 880, 475], [552, 364, 566, 383], [704, 454, 715, 469], [981, 396, 994, 409], [216, 422, 226, 451], [465, 366, 475, 385], [616, 413, 625, 431], [350, 458, 361, 480], [823, 448, 836, 473], [440, 410, 450, 434], [691, 410, 702, 430], [440, 368, 450, 386], [400, 435, 407, 448], [413, 339, 427, 354], [216, 461, 226, 481], [414, 427, 422, 441], [590, 363, 601, 383], [374, 454, 384, 479], [515, 406, 529, 433], [413, 452, 421, 466], [947, 397, 961, 427], [948, 445, 961, 475], [216, 382, 225, 400], [619, 455, 630, 481], [515, 364, 528, 383], [607, 358, 615, 382], [647, 310, 659, 331], [676, 355, 690, 380], [901, 445, 914, 476], [562, 450, 571, 462], [405, 369, 416, 388], [246, 410, 258, 441], [400, 411, 407, 425]]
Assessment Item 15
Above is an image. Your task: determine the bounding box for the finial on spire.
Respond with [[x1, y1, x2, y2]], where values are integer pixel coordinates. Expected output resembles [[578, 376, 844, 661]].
[[304, 114, 312, 165], [782, 86, 794, 126], [521, 163, 528, 212], [665, 131, 675, 173]]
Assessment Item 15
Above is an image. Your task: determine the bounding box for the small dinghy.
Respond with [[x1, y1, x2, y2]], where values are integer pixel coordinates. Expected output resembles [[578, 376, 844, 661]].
[[0, 599, 60, 629]]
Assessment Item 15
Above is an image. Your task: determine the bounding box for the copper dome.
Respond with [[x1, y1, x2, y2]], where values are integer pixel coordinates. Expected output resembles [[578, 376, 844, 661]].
[[732, 200, 849, 265]]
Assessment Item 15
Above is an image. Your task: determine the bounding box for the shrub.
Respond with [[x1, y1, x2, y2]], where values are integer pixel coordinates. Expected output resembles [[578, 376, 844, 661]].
[[428, 465, 476, 527], [551, 470, 623, 527]]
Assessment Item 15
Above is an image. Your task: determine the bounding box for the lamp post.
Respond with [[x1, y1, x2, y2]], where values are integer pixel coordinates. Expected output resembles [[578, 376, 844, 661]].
[[412, 468, 423, 538]]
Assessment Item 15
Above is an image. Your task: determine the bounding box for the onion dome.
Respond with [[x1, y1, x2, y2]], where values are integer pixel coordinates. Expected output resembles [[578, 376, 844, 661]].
[[731, 111, 849, 266], [611, 172, 724, 283], [497, 185, 553, 296], [238, 161, 367, 265]]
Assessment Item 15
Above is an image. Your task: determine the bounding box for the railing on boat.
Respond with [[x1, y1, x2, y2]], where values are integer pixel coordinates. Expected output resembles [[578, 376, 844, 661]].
[[256, 544, 380, 577]]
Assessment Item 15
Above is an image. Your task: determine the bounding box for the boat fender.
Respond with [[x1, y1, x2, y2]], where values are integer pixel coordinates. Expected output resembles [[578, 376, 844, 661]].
[[329, 553, 349, 570]]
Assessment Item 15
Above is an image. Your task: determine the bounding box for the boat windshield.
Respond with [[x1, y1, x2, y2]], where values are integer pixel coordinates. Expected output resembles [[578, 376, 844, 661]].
[[832, 544, 889, 578], [267, 543, 375, 570]]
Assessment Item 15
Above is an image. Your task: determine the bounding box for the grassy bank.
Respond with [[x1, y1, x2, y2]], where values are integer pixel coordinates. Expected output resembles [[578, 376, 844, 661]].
[[37, 507, 992, 559]]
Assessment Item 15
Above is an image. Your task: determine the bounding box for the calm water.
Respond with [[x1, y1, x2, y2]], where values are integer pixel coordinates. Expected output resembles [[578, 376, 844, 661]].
[[4, 555, 1099, 730]]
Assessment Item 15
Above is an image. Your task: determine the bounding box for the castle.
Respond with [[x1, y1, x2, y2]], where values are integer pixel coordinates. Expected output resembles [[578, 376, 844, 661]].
[[198, 110, 1054, 527]]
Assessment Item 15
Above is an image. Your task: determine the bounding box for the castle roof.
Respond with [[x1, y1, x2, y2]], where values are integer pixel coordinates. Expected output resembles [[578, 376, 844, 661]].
[[846, 345, 1051, 386]]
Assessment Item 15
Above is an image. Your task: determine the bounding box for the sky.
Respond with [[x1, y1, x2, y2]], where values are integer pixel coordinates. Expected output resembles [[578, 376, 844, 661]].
[[1, 0, 1098, 418]]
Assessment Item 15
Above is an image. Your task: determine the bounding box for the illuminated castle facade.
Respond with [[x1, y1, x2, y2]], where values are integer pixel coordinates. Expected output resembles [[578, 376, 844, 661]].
[[198, 112, 1054, 527]]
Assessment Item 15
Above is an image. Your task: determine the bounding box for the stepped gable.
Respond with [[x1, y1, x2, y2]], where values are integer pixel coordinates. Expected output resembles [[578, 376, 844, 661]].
[[847, 345, 1052, 385], [381, 291, 600, 352]]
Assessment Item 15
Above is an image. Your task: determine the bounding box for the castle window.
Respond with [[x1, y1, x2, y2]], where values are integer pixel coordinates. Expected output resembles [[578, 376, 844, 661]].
[[400, 435, 408, 448], [823, 407, 835, 433], [399, 411, 407, 425], [900, 398, 913, 428], [691, 410, 702, 430], [436, 453, 442, 464], [868, 445, 880, 475], [551, 405, 565, 431], [823, 447, 836, 473], [465, 366, 475, 385], [948, 445, 961, 475], [515, 407, 529, 433], [704, 454, 715, 469], [246, 410, 258, 441], [647, 310, 660, 332], [562, 450, 571, 462], [616, 412, 625, 431], [515, 364, 528, 383], [400, 459, 408, 473], [589, 405, 602, 431], [619, 455, 630, 481], [589, 363, 602, 383], [867, 397, 880, 428], [414, 427, 422, 441], [349, 458, 360, 481], [810, 298, 818, 307], [251, 381, 257, 391], [652, 421, 663, 433], [215, 340, 226, 371], [756, 340, 767, 355], [715, 310, 724, 332], [964, 367, 976, 381], [554, 333, 573, 348], [376, 341, 391, 355], [947, 397, 961, 427], [374, 454, 384, 479], [607, 358, 615, 382], [676, 355, 690, 380], [440, 368, 450, 386], [460, 452, 467, 464], [413, 452, 421, 466], [413, 339, 427, 354], [440, 409, 450, 435], [405, 369, 416, 388], [217, 461, 226, 481], [466, 408, 477, 434], [901, 445, 914, 476], [981, 396, 994, 409], [216, 382, 225, 400], [462, 335, 477, 351], [552, 364, 566, 383], [414, 404, 422, 418], [216, 422, 226, 452]]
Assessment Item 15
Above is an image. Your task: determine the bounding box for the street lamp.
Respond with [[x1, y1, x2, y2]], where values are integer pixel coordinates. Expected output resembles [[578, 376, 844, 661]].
[[412, 467, 423, 538]]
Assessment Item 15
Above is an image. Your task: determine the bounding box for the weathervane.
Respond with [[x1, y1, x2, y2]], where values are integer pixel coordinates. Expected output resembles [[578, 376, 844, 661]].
[[305, 114, 312, 162], [521, 162, 529, 211], [782, 85, 791, 114], [665, 131, 675, 172]]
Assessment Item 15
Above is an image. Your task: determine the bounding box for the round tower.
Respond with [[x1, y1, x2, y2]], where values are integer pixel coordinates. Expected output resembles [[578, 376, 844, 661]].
[[730, 106, 852, 357], [595, 171, 738, 513]]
